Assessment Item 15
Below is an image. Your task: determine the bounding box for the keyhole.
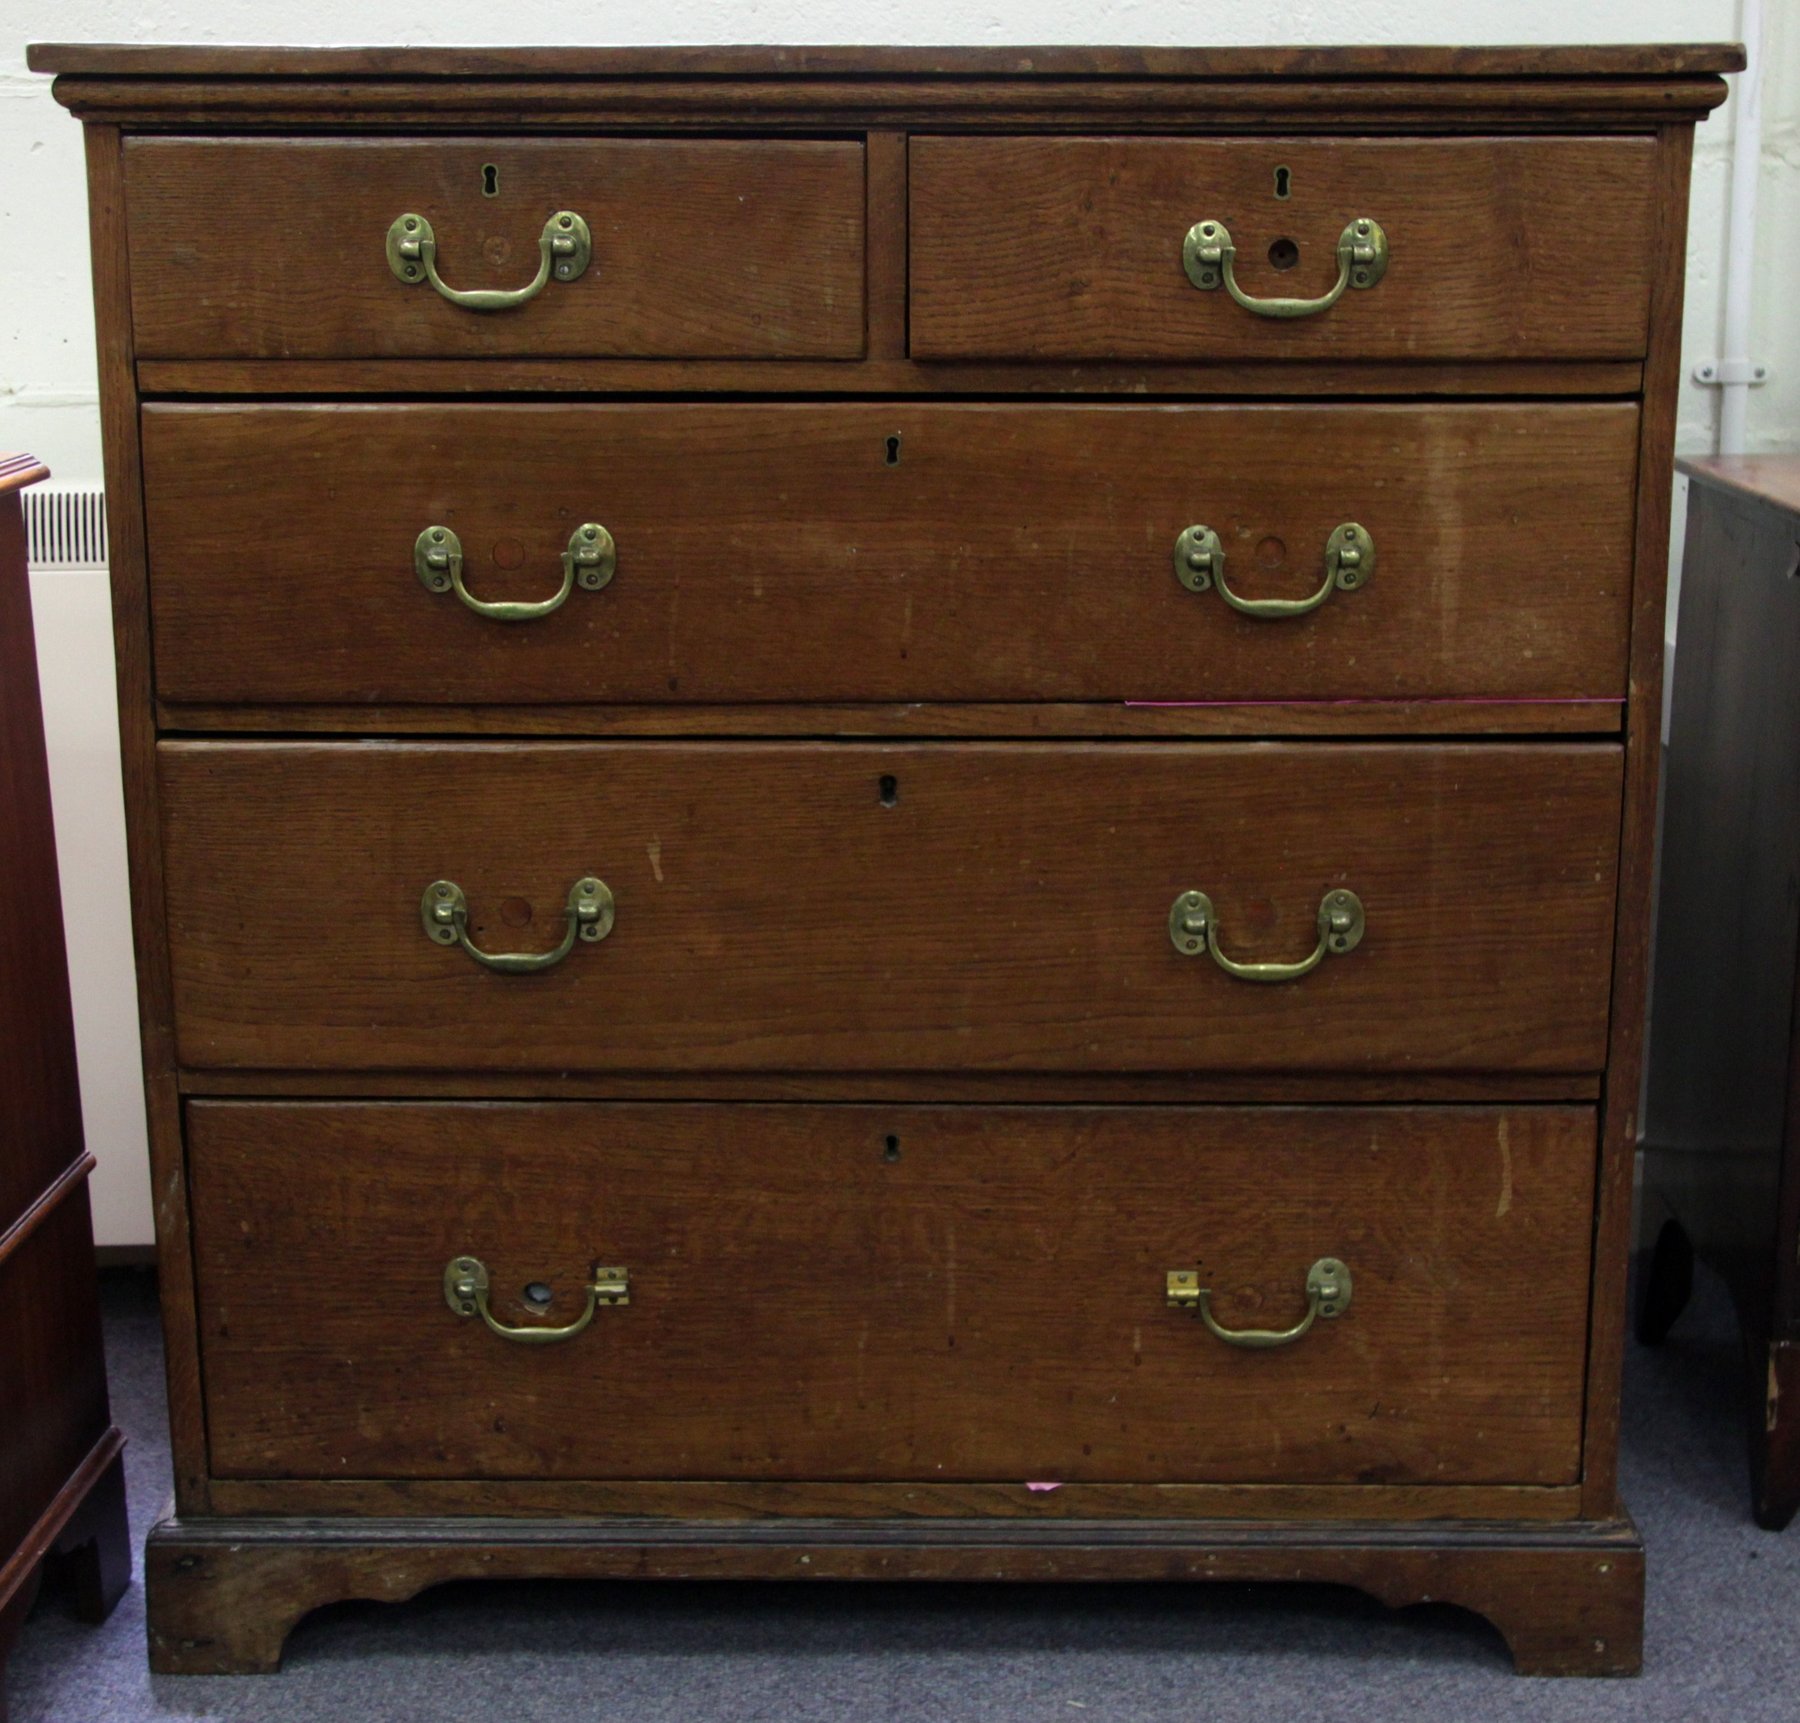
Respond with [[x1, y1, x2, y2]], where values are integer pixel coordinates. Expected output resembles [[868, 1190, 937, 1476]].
[[878, 774, 899, 807], [883, 1135, 902, 1162], [885, 434, 902, 467], [482, 163, 500, 197], [1274, 165, 1291, 199]]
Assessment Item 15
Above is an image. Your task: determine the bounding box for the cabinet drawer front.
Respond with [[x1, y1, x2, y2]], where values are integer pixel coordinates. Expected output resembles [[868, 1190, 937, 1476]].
[[911, 137, 1655, 361], [143, 401, 1638, 708], [160, 741, 1621, 1074], [0, 1185, 112, 1555], [188, 1101, 1594, 1485], [123, 138, 866, 359]]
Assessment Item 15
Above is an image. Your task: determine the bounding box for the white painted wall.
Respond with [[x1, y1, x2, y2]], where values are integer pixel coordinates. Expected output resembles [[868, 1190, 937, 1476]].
[[2, 2, 1794, 1245]]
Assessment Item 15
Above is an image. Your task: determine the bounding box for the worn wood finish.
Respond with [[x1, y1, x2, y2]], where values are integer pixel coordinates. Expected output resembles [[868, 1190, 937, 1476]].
[[204, 1476, 1583, 1523], [142, 402, 1638, 708], [189, 1101, 1594, 1484], [155, 698, 1625, 740], [1580, 125, 1695, 1521], [26, 43, 1747, 78], [35, 40, 1732, 1677], [912, 138, 1656, 362], [0, 455, 130, 1712], [136, 357, 1648, 397], [1641, 457, 1800, 1527], [80, 125, 212, 1514], [178, 1071, 1601, 1105], [158, 741, 1622, 1075], [45, 78, 1732, 134], [125, 138, 866, 360], [141, 1513, 1645, 1677]]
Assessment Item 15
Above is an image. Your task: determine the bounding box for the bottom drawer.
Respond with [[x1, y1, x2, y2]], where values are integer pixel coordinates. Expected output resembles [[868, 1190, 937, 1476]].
[[188, 1101, 1594, 1486], [0, 1180, 112, 1559]]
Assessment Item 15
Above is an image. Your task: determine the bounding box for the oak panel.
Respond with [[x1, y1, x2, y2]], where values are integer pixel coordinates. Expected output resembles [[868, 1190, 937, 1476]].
[[911, 136, 1656, 360], [124, 137, 866, 360], [158, 740, 1622, 1075], [141, 402, 1639, 707], [187, 1101, 1596, 1484]]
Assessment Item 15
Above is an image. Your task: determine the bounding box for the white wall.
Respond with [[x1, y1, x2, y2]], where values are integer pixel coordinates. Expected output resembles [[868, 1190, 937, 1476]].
[[2, 2, 1794, 1245]]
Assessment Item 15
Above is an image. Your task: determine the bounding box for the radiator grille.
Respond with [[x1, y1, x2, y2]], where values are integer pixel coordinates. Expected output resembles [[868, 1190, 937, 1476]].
[[23, 485, 109, 571]]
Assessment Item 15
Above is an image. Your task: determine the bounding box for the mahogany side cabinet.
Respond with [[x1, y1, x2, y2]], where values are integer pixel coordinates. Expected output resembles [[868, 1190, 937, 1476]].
[[0, 452, 130, 1718], [29, 40, 1740, 1676]]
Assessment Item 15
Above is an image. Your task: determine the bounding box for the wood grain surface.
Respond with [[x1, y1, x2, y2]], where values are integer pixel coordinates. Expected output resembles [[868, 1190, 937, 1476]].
[[142, 1511, 1646, 1677], [123, 138, 865, 360], [141, 402, 1640, 707], [27, 43, 1747, 79], [157, 740, 1623, 1075], [912, 137, 1657, 361], [186, 1101, 1595, 1485]]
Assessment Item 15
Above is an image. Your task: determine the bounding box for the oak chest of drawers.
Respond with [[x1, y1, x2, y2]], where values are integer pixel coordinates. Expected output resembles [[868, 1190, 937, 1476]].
[[33, 40, 1739, 1677]]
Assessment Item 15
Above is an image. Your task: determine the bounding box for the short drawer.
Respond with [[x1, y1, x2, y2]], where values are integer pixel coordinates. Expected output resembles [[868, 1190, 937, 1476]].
[[188, 1101, 1595, 1485], [142, 401, 1639, 707], [159, 740, 1621, 1074], [910, 136, 1656, 361], [123, 137, 865, 359]]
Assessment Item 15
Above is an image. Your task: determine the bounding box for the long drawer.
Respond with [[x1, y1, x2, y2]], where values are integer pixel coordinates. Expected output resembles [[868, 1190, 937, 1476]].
[[159, 741, 1622, 1074], [910, 136, 1657, 360], [141, 401, 1639, 708], [122, 137, 867, 359], [187, 1101, 1596, 1485]]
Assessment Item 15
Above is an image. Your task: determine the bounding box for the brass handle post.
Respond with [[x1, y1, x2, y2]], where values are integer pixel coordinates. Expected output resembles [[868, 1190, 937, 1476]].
[[1174, 523, 1373, 619], [1169, 888, 1364, 982], [415, 523, 615, 622], [1182, 217, 1388, 318], [422, 876, 614, 973], [1166, 1257, 1353, 1349], [386, 210, 592, 310], [443, 1255, 629, 1345]]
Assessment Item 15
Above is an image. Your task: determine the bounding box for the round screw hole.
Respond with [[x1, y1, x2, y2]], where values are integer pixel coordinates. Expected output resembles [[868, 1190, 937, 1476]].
[[883, 1135, 901, 1162], [522, 1282, 553, 1311], [878, 774, 899, 807], [1268, 237, 1300, 272]]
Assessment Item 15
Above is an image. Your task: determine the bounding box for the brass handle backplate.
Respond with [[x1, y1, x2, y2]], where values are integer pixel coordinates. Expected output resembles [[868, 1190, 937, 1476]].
[[444, 1255, 629, 1345], [415, 523, 616, 621], [1166, 1257, 1353, 1349], [1175, 523, 1373, 618], [422, 875, 614, 973], [1169, 887, 1364, 982], [1182, 217, 1388, 317], [386, 210, 592, 309]]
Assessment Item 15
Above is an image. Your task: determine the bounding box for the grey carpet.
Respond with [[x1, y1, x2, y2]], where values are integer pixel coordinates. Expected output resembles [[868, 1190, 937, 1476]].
[[9, 1263, 1800, 1721]]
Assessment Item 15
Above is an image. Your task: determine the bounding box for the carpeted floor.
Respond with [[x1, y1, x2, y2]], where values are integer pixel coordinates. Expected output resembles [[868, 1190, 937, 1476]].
[[9, 1262, 1800, 1721]]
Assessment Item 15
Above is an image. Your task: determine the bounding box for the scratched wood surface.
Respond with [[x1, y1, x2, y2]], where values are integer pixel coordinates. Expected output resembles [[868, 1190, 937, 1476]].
[[141, 401, 1640, 708], [911, 136, 1658, 361], [123, 138, 866, 360], [157, 740, 1623, 1075], [187, 1101, 1595, 1484]]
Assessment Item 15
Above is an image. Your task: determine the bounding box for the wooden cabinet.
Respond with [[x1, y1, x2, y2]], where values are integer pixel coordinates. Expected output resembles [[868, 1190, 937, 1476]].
[[29, 39, 1740, 1679], [1641, 457, 1800, 1528], [0, 454, 129, 1717]]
